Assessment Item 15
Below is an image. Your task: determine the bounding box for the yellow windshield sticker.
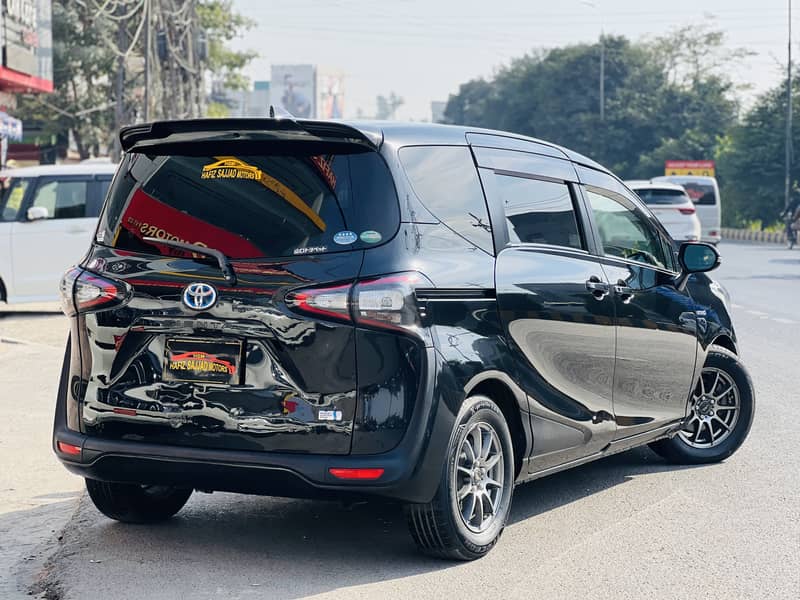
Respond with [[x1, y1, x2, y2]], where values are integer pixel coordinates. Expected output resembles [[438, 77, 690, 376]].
[[5, 185, 24, 211], [202, 157, 262, 180], [208, 156, 326, 232]]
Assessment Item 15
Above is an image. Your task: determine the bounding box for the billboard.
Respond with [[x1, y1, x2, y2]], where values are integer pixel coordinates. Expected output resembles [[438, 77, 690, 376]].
[[317, 70, 344, 119], [0, 0, 53, 93], [665, 160, 715, 177], [270, 65, 316, 119]]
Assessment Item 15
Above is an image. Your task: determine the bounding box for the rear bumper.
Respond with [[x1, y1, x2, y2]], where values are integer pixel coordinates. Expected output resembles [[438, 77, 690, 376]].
[[54, 347, 453, 504]]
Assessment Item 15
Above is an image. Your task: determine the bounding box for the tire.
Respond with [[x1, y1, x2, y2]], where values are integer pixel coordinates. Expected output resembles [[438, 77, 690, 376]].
[[405, 395, 515, 560], [85, 479, 193, 524], [649, 346, 754, 465]]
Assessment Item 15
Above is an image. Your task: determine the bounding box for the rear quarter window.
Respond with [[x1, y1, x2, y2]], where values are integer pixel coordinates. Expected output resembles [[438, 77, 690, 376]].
[[96, 150, 399, 259], [399, 145, 493, 254]]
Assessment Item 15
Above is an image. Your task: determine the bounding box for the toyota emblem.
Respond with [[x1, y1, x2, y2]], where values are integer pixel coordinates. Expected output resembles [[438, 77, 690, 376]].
[[183, 282, 218, 311]]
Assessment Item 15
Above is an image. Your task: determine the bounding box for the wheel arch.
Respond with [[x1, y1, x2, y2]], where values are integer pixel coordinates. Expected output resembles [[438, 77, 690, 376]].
[[710, 334, 737, 355], [465, 373, 531, 478], [0, 276, 6, 302]]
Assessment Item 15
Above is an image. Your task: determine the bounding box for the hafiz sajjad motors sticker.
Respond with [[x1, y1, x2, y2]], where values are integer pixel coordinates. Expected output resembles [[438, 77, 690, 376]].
[[201, 157, 262, 180], [163, 339, 241, 384]]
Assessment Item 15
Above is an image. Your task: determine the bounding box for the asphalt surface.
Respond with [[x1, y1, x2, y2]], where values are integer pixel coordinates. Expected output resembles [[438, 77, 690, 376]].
[[1, 242, 799, 599]]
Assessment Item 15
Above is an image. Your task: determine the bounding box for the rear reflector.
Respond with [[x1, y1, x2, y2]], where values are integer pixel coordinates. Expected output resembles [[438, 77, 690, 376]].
[[329, 467, 385, 480], [678, 207, 696, 215], [57, 441, 82, 456]]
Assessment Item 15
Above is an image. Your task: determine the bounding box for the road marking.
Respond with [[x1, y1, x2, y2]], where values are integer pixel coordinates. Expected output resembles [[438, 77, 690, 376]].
[[772, 317, 798, 325]]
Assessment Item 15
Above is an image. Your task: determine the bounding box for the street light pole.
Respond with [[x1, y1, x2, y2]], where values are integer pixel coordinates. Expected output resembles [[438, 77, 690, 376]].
[[144, 0, 151, 122], [786, 0, 793, 211], [599, 29, 605, 121], [581, 1, 604, 121]]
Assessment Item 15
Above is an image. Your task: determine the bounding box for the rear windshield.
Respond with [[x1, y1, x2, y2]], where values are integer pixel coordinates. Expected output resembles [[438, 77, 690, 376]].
[[96, 150, 399, 259], [680, 182, 716, 206], [634, 188, 690, 205]]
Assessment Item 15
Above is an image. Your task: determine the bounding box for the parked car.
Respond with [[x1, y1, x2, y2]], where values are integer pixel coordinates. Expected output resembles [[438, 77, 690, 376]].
[[53, 119, 754, 561], [625, 180, 702, 243], [0, 163, 116, 303], [653, 175, 722, 244]]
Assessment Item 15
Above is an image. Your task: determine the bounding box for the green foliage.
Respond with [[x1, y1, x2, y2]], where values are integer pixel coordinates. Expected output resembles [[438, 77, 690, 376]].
[[15, 0, 255, 158], [197, 0, 257, 91], [716, 81, 798, 226], [376, 92, 404, 120], [443, 26, 740, 179], [16, 2, 117, 158]]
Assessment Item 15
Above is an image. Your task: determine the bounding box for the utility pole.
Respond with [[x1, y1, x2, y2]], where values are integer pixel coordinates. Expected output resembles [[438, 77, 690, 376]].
[[144, 0, 151, 121], [599, 31, 605, 121], [786, 0, 793, 210], [112, 2, 126, 160]]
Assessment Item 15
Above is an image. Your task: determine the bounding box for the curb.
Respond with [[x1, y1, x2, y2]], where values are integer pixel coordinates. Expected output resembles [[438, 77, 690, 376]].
[[721, 228, 788, 244]]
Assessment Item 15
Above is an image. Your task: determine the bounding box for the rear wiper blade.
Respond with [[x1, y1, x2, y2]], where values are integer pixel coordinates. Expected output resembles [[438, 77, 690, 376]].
[[143, 237, 237, 285]]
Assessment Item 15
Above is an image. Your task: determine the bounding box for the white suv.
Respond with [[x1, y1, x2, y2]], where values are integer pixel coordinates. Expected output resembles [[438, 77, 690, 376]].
[[0, 163, 116, 303], [625, 180, 702, 243]]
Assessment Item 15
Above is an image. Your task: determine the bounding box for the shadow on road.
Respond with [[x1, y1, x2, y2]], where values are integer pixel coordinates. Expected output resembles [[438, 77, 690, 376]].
[[35, 446, 705, 599], [0, 311, 62, 320]]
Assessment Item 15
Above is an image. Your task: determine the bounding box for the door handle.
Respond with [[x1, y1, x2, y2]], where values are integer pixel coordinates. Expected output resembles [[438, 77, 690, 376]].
[[585, 276, 610, 300], [614, 280, 635, 304]]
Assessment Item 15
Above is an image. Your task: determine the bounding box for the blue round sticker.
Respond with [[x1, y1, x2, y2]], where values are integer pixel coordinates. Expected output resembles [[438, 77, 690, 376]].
[[333, 230, 358, 245]]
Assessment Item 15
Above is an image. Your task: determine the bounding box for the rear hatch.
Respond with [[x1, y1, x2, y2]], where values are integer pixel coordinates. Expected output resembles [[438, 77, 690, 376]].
[[73, 120, 399, 455], [634, 187, 695, 226]]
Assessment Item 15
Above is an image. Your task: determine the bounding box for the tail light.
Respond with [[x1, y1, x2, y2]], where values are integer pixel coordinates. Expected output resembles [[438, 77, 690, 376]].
[[285, 272, 432, 341], [679, 207, 696, 215], [59, 267, 131, 316], [285, 283, 351, 322]]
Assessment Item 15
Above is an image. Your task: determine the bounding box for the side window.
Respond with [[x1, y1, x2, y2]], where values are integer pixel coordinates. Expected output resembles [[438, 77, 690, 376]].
[[399, 146, 493, 254], [0, 177, 31, 221], [495, 174, 583, 250], [585, 188, 669, 270], [98, 177, 112, 202], [30, 179, 89, 220]]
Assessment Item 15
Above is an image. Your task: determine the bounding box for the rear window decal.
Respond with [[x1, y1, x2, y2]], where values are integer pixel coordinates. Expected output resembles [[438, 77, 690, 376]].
[[360, 230, 382, 244], [333, 230, 357, 245], [203, 156, 326, 232], [319, 409, 343, 421], [293, 245, 328, 255], [201, 157, 262, 181]]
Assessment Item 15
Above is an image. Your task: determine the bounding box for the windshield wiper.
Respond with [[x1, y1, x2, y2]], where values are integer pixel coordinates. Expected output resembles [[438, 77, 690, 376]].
[[143, 237, 237, 285]]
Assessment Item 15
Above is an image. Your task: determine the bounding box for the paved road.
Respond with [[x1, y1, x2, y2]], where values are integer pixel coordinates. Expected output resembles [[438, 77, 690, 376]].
[[1, 243, 799, 599]]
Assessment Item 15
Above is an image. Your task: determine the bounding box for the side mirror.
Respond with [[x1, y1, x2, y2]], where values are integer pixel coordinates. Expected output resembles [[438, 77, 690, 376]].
[[675, 242, 720, 290], [26, 205, 49, 221]]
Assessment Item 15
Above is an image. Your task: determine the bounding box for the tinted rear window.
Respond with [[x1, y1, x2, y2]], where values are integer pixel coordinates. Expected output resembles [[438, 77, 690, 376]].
[[634, 188, 689, 205], [96, 151, 399, 259], [399, 146, 493, 253], [680, 182, 716, 206]]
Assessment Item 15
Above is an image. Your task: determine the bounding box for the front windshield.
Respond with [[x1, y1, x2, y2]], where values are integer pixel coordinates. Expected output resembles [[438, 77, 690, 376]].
[[0, 178, 31, 222]]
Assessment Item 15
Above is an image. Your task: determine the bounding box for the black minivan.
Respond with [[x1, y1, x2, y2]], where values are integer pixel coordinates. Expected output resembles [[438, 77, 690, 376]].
[[54, 119, 754, 560]]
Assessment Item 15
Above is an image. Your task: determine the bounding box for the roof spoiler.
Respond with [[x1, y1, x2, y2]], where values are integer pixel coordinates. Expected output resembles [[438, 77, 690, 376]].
[[119, 119, 382, 153]]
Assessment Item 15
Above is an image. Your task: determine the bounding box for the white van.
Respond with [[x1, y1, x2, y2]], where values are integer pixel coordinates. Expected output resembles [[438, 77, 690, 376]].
[[0, 163, 116, 303], [653, 175, 721, 245]]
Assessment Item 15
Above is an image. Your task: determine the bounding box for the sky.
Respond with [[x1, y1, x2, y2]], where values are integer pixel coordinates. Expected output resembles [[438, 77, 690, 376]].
[[230, 0, 796, 121]]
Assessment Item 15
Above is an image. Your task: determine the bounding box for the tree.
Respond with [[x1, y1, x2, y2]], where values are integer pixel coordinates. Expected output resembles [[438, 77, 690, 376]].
[[376, 93, 404, 120], [14, 0, 255, 160], [442, 27, 742, 179], [15, 3, 116, 159], [716, 79, 798, 226], [197, 1, 257, 91]]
